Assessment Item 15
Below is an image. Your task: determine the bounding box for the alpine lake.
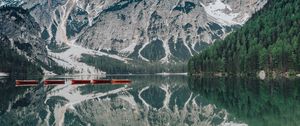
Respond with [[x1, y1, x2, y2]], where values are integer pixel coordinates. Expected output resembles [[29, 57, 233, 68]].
[[0, 74, 299, 126]]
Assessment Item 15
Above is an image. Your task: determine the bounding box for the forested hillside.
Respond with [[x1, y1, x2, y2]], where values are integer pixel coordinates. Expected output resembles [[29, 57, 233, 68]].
[[0, 7, 69, 75], [189, 0, 300, 74], [0, 34, 42, 75], [80, 54, 187, 74]]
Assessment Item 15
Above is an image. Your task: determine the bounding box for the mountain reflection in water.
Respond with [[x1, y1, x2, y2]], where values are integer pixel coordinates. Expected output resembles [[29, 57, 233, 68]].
[[0, 75, 299, 126], [189, 77, 300, 126]]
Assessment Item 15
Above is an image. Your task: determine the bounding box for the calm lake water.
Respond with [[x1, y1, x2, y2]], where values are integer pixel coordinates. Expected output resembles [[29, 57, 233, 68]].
[[0, 75, 299, 126]]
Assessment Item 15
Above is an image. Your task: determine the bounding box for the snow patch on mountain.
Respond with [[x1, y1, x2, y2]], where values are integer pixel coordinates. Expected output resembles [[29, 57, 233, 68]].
[[160, 40, 172, 63], [53, 0, 77, 44], [161, 84, 171, 109], [0, 72, 9, 77], [48, 46, 101, 75], [201, 0, 240, 25], [0, 1, 7, 7], [138, 43, 151, 62], [0, 0, 23, 7], [120, 42, 137, 54], [48, 43, 130, 75]]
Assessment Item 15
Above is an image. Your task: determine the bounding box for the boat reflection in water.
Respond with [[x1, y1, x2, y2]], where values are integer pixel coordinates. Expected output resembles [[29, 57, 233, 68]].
[[14, 79, 132, 86], [44, 80, 65, 85], [91, 79, 111, 84], [71, 80, 91, 85]]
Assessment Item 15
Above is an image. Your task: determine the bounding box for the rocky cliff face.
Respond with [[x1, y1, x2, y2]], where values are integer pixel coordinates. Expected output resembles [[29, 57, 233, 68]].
[[0, 7, 48, 64], [0, 0, 267, 73]]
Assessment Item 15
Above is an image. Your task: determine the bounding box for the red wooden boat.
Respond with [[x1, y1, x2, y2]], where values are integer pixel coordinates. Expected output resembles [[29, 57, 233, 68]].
[[71, 80, 91, 85], [16, 80, 38, 86], [111, 79, 131, 84], [44, 80, 65, 85], [91, 79, 111, 84]]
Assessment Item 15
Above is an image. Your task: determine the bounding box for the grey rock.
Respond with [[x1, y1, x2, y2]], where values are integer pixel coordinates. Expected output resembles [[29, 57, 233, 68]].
[[0, 0, 268, 67], [0, 7, 49, 64]]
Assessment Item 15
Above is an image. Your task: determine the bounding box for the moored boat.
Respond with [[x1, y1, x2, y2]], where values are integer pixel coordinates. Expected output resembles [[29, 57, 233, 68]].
[[44, 80, 65, 85], [91, 79, 111, 84], [111, 79, 131, 84], [71, 80, 91, 85], [16, 80, 38, 86]]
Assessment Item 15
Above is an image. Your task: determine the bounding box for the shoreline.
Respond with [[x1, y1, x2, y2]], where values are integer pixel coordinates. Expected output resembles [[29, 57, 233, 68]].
[[190, 70, 300, 80]]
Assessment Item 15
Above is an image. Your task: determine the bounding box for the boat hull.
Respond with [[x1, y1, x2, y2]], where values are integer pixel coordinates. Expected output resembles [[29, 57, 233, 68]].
[[71, 80, 91, 85], [44, 80, 65, 85], [16, 80, 38, 86], [111, 80, 131, 84], [91, 80, 111, 84]]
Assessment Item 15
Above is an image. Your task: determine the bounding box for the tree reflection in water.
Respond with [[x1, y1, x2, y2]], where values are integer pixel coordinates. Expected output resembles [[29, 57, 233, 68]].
[[189, 76, 300, 126]]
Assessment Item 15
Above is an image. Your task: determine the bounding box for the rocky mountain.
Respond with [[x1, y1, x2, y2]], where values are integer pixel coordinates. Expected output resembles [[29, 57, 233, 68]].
[[0, 0, 267, 74], [0, 6, 77, 75], [188, 0, 300, 75], [0, 7, 50, 75], [0, 7, 48, 63]]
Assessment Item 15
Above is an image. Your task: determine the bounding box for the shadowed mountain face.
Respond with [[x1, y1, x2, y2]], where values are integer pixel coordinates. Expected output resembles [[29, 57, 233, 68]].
[[0, 7, 48, 63], [1, 75, 299, 126], [0, 6, 71, 75], [1, 0, 267, 66]]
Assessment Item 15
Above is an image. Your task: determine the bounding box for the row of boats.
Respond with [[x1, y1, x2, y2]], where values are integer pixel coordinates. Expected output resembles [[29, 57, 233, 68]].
[[15, 79, 131, 86]]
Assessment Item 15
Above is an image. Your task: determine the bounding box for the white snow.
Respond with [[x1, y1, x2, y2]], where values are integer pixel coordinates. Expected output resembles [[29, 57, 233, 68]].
[[53, 104, 66, 126], [6, 102, 12, 112], [160, 39, 172, 63], [85, 3, 104, 26], [138, 86, 151, 108], [47, 84, 130, 107], [48, 45, 103, 75], [120, 42, 137, 54], [191, 95, 199, 106], [258, 70, 266, 80], [85, 4, 94, 26], [0, 72, 9, 77], [54, 0, 77, 44], [0, 1, 7, 7], [118, 94, 138, 108], [137, 86, 151, 125], [184, 93, 193, 109], [45, 83, 131, 126], [43, 78, 248, 126], [48, 43, 130, 75], [182, 39, 194, 56], [44, 106, 51, 126], [137, 42, 150, 62], [42, 68, 57, 76], [161, 84, 171, 109], [201, 0, 240, 25], [0, 0, 24, 7]]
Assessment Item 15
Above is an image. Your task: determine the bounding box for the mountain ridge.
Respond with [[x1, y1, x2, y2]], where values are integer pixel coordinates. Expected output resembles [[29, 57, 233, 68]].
[[0, 0, 267, 74], [189, 0, 300, 76]]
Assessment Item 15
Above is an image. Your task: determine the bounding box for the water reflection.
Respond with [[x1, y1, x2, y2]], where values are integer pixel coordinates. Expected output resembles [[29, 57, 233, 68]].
[[0, 75, 299, 126], [189, 77, 300, 126]]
